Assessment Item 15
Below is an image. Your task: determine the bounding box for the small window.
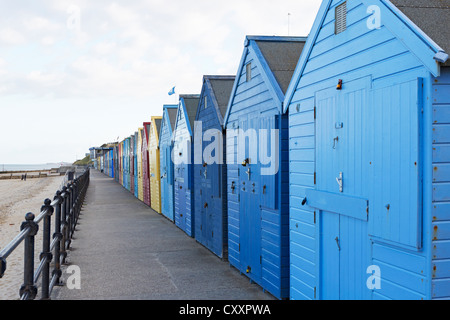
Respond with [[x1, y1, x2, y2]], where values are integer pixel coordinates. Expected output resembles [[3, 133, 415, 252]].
[[335, 1, 347, 34], [246, 63, 252, 82], [204, 96, 208, 109]]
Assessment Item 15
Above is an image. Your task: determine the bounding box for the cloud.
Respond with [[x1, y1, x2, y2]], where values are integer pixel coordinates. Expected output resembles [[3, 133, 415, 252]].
[[0, 0, 321, 99], [0, 0, 322, 163], [41, 36, 56, 46], [26, 70, 65, 87], [23, 16, 60, 33], [0, 27, 26, 45]]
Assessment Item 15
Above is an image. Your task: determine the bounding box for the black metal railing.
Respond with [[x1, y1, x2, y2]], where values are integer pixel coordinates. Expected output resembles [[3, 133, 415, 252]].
[[0, 168, 90, 300]]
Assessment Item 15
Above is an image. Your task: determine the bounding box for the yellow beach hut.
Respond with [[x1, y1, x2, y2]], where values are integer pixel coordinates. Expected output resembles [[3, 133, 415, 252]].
[[149, 116, 163, 214]]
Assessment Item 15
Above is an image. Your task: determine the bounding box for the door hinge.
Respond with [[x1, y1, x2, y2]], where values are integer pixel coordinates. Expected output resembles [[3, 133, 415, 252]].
[[314, 287, 317, 299], [314, 172, 316, 185], [314, 211, 316, 224], [314, 106, 316, 120]]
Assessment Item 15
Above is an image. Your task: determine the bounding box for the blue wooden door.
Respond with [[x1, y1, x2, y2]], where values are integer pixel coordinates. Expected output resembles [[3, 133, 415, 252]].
[[175, 178, 186, 231], [197, 162, 209, 247], [367, 79, 422, 249], [175, 141, 187, 231], [238, 113, 261, 279], [167, 145, 175, 221], [260, 115, 278, 210], [198, 128, 223, 256], [161, 145, 170, 219], [202, 163, 214, 249], [161, 146, 167, 216], [311, 77, 371, 300]]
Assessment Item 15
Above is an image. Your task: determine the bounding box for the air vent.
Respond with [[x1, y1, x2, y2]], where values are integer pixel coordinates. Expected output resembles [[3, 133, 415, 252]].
[[335, 2, 347, 34], [246, 63, 252, 82]]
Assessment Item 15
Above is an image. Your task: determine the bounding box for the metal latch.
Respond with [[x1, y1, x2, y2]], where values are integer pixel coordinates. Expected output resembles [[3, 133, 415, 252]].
[[336, 172, 343, 193]]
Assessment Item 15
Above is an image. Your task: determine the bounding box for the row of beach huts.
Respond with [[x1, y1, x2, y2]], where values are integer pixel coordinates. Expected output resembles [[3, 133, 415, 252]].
[[90, 0, 450, 300]]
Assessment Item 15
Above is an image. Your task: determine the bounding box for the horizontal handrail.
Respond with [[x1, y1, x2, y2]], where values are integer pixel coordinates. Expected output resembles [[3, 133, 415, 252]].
[[0, 167, 90, 300], [0, 228, 30, 261]]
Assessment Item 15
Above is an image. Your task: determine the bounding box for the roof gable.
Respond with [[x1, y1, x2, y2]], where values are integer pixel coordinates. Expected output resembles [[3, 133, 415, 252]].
[[389, 0, 450, 66], [283, 0, 449, 112], [174, 95, 200, 138], [137, 128, 144, 149], [196, 75, 235, 127], [255, 39, 306, 93], [151, 116, 162, 146], [161, 105, 178, 139], [143, 122, 151, 148], [224, 36, 307, 127]]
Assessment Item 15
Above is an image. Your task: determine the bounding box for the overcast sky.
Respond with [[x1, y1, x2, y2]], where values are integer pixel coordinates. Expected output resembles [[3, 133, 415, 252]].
[[0, 0, 321, 164]]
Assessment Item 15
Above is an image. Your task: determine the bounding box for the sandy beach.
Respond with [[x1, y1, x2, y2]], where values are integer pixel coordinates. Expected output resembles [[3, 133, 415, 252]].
[[0, 176, 63, 300]]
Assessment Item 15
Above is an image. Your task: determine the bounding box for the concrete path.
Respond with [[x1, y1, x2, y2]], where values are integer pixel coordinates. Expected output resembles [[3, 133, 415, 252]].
[[53, 170, 274, 300]]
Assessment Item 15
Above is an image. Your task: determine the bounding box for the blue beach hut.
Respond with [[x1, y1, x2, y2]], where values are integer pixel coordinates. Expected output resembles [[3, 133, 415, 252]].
[[223, 36, 307, 299], [114, 145, 119, 183], [124, 137, 131, 191], [159, 105, 178, 222], [283, 0, 450, 300], [194, 75, 235, 260], [134, 131, 139, 198], [109, 149, 114, 178], [173, 94, 200, 237]]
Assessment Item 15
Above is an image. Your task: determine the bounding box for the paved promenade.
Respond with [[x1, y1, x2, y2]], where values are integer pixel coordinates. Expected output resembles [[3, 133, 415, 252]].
[[53, 170, 274, 300]]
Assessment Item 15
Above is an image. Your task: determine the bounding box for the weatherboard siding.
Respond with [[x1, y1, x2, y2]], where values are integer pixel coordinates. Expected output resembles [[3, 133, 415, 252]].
[[150, 119, 162, 214], [194, 81, 229, 260], [226, 40, 290, 299], [160, 109, 175, 222], [432, 67, 450, 300], [174, 101, 195, 237], [288, 0, 437, 300]]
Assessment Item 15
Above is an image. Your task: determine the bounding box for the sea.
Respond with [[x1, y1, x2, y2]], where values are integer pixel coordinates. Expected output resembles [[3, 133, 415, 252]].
[[0, 163, 68, 172]]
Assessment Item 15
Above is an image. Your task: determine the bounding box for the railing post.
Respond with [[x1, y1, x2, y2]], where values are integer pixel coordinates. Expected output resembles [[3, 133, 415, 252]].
[[40, 199, 54, 300], [60, 186, 68, 264], [19, 212, 39, 300], [72, 180, 78, 235], [68, 183, 74, 244], [52, 191, 63, 286], [0, 257, 6, 279], [65, 183, 72, 250]]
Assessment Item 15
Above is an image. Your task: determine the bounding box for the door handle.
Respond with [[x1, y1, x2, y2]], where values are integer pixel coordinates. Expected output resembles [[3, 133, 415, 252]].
[[335, 237, 341, 251], [333, 136, 339, 149]]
